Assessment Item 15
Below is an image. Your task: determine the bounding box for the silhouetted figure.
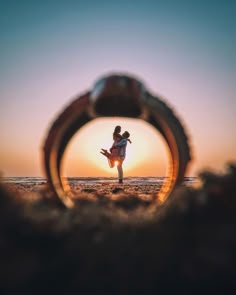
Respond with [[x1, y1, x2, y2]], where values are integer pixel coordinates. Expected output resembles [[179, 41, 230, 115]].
[[101, 127, 131, 183], [111, 131, 131, 183], [109, 125, 123, 163], [101, 125, 122, 168]]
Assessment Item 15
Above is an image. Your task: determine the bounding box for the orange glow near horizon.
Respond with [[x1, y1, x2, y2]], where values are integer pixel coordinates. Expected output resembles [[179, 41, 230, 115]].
[[63, 117, 169, 177], [114, 161, 119, 167]]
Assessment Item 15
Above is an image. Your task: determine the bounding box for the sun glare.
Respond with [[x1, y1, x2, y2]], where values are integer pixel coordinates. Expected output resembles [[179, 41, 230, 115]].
[[63, 117, 168, 177]]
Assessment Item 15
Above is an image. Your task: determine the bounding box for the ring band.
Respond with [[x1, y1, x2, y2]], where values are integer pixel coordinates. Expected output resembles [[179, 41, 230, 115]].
[[43, 74, 191, 208]]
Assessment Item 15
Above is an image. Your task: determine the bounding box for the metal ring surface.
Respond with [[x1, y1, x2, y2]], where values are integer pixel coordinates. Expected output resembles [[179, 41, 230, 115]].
[[43, 74, 191, 208]]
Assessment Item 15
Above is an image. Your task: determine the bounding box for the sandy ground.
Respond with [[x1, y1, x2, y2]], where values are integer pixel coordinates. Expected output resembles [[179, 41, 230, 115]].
[[2, 178, 196, 203], [0, 166, 235, 294], [4, 181, 162, 200]]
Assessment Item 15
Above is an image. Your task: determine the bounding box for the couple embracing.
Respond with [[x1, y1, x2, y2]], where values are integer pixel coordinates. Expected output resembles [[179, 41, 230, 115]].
[[100, 126, 131, 184]]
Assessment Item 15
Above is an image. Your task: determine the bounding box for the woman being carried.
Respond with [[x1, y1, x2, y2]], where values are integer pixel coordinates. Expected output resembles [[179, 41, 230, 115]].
[[100, 125, 123, 168], [101, 127, 131, 183]]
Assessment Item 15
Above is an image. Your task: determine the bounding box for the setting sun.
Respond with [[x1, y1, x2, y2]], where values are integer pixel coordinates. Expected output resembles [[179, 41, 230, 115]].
[[63, 117, 169, 177], [114, 161, 119, 167]]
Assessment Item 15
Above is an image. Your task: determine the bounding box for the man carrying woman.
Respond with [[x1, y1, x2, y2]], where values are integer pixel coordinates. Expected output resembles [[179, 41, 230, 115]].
[[100, 126, 131, 184]]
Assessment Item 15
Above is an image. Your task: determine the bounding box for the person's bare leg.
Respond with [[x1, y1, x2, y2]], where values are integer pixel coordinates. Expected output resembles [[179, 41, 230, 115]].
[[100, 150, 110, 157], [100, 150, 115, 168], [101, 148, 108, 153]]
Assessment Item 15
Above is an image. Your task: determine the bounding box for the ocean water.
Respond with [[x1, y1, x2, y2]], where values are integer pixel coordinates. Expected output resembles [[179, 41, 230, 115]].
[[0, 176, 198, 186]]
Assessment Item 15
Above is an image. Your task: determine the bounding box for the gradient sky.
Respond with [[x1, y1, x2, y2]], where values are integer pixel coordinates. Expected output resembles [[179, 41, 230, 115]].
[[1, 0, 235, 177]]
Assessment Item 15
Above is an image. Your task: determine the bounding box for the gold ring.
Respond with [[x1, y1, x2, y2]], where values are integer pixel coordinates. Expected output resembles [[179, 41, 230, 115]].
[[43, 74, 191, 208]]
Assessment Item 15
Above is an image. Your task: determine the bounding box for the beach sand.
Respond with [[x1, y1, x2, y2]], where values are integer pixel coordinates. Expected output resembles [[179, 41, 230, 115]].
[[0, 165, 235, 294], [2, 176, 197, 204], [4, 180, 162, 202]]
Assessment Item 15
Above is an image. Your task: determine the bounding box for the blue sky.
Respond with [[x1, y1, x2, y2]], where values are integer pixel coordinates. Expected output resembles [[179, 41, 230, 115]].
[[0, 0, 235, 176]]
